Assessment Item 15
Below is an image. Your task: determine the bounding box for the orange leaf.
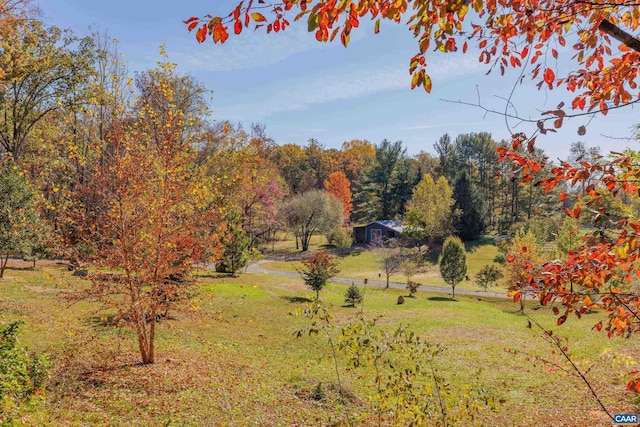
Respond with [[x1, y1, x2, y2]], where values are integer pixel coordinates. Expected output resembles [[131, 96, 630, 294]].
[[196, 24, 207, 43], [234, 20, 242, 34]]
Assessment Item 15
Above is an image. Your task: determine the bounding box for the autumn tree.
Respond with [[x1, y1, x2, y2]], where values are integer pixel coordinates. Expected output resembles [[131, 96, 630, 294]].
[[504, 229, 545, 313], [80, 60, 214, 365], [190, 1, 640, 120], [198, 122, 284, 249], [405, 174, 454, 249], [438, 236, 467, 300], [298, 251, 340, 300], [271, 143, 315, 195], [282, 190, 343, 252], [339, 139, 376, 183], [324, 171, 352, 218], [0, 15, 95, 163]]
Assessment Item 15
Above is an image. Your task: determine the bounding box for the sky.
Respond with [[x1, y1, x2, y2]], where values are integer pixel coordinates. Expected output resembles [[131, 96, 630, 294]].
[[36, 0, 640, 160]]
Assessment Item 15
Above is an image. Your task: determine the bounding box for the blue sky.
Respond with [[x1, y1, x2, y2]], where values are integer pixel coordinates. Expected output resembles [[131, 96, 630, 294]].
[[37, 0, 640, 159]]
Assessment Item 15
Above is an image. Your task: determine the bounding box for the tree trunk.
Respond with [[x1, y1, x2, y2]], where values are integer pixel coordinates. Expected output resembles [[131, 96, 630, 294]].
[[451, 284, 456, 300], [0, 253, 8, 278], [385, 274, 390, 289]]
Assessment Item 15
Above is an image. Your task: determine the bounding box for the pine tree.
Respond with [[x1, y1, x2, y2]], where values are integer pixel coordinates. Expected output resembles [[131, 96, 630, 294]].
[[452, 172, 486, 241], [344, 283, 363, 307]]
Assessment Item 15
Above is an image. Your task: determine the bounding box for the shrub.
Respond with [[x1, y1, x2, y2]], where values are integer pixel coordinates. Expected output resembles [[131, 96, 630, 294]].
[[0, 321, 49, 423], [406, 280, 421, 297], [328, 228, 352, 254]]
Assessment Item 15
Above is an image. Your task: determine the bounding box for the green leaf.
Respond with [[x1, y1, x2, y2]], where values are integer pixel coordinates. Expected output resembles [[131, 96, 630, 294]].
[[308, 13, 319, 32]]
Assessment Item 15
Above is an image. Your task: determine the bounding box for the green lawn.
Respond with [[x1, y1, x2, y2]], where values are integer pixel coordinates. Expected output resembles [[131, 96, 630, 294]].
[[0, 260, 638, 426], [262, 235, 506, 292]]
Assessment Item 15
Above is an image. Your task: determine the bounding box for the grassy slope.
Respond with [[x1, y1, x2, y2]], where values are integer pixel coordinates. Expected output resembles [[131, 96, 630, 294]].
[[0, 260, 638, 426]]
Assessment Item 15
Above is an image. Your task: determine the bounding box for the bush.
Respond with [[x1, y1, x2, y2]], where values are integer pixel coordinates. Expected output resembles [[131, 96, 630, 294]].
[[344, 283, 363, 307], [0, 321, 49, 423], [328, 228, 352, 254], [406, 280, 421, 297]]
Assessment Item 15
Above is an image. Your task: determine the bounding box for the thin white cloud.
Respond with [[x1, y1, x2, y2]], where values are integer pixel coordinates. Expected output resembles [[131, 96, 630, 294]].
[[406, 124, 442, 130], [218, 53, 483, 119]]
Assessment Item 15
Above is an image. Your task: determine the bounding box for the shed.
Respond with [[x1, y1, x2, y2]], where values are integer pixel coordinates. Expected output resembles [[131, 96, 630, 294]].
[[353, 220, 405, 244]]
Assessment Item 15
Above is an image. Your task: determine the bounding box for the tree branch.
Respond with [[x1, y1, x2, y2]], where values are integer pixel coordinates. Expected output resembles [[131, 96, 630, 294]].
[[599, 18, 640, 54]]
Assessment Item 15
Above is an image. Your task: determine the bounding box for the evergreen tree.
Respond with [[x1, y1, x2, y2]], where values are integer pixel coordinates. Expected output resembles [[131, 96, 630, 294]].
[[438, 236, 467, 300], [344, 282, 363, 307], [353, 139, 408, 221], [452, 172, 486, 241], [218, 209, 250, 275]]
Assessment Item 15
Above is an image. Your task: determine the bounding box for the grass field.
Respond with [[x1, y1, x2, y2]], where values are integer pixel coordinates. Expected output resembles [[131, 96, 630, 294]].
[[0, 259, 638, 426], [261, 235, 505, 293]]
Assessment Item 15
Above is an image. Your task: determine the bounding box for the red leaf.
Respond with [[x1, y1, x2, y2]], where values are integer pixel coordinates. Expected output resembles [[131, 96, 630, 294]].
[[627, 379, 640, 393], [552, 306, 559, 315], [544, 68, 555, 85], [557, 315, 567, 326], [577, 125, 586, 136], [506, 255, 515, 263], [196, 24, 207, 43], [559, 192, 567, 201], [187, 21, 199, 32], [234, 20, 242, 34]]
